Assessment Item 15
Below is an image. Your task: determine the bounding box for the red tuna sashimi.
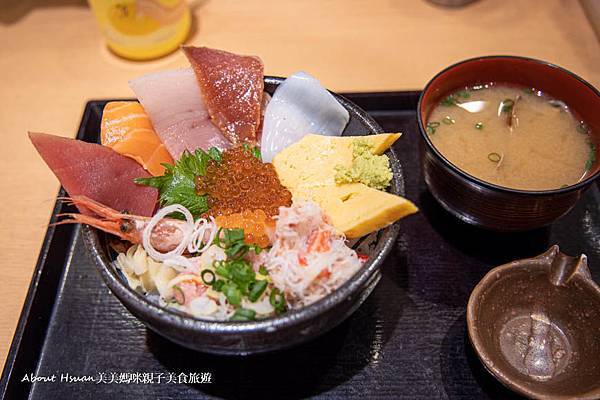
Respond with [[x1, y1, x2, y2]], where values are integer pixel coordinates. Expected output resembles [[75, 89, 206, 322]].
[[183, 46, 264, 145], [29, 132, 157, 216]]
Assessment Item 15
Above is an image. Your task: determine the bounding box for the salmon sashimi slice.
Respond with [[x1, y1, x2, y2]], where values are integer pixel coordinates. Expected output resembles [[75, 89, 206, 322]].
[[101, 101, 174, 176], [29, 132, 158, 216], [183, 46, 264, 145], [129, 69, 230, 160]]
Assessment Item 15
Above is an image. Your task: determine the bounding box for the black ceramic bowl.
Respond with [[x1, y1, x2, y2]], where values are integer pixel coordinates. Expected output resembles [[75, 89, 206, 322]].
[[418, 56, 600, 231], [82, 76, 404, 355]]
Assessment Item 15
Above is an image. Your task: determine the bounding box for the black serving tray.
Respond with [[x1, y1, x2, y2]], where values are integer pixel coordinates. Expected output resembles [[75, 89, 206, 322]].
[[1, 92, 599, 400]]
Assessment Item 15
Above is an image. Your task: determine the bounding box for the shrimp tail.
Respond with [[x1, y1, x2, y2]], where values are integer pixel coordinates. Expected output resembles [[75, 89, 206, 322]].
[[53, 196, 144, 243], [54, 196, 183, 252], [59, 195, 132, 219], [53, 213, 125, 238]]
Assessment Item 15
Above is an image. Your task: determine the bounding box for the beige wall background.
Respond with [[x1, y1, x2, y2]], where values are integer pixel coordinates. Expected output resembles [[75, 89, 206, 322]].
[[0, 0, 598, 371]]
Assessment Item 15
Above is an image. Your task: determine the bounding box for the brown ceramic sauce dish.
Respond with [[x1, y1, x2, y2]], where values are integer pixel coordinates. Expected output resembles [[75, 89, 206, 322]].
[[467, 245, 600, 399], [417, 56, 600, 231]]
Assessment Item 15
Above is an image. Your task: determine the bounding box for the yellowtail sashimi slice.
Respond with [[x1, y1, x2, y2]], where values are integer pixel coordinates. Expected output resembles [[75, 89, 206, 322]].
[[129, 69, 230, 160]]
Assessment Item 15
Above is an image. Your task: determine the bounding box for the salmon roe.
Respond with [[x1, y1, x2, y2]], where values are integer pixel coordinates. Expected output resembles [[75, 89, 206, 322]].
[[196, 146, 292, 218], [215, 209, 275, 248]]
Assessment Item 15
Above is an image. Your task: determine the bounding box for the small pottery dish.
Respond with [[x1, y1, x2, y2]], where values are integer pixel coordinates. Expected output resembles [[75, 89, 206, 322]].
[[417, 56, 600, 231], [467, 245, 600, 399], [81, 76, 404, 355]]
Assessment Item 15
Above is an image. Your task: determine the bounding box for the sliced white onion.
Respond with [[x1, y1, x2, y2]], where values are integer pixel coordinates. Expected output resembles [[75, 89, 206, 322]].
[[260, 71, 349, 163], [242, 296, 274, 315], [142, 204, 194, 262], [142, 204, 220, 273], [198, 245, 226, 269], [187, 216, 218, 254], [189, 296, 218, 317], [167, 273, 203, 288], [163, 255, 195, 272]]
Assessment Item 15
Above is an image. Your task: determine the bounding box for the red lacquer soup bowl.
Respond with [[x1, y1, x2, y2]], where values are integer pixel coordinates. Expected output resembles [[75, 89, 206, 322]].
[[417, 56, 600, 231]]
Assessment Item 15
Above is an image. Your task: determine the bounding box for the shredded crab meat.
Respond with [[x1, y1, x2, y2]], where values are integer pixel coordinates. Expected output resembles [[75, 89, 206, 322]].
[[262, 202, 362, 308]]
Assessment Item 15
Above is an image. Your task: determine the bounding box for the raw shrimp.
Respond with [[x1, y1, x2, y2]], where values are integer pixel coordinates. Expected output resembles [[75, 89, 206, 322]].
[[56, 195, 215, 255]]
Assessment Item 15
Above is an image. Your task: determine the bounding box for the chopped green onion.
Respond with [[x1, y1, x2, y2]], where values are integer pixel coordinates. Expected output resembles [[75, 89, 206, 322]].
[[223, 228, 244, 244], [252, 147, 261, 160], [456, 90, 470, 99], [215, 263, 231, 279], [212, 280, 225, 292], [585, 141, 596, 171], [426, 121, 440, 135], [240, 281, 252, 296], [211, 228, 222, 246], [488, 152, 501, 163], [199, 227, 273, 310], [229, 260, 255, 285], [442, 116, 455, 125], [217, 227, 263, 259], [440, 90, 469, 107], [208, 147, 222, 162], [172, 285, 185, 305], [226, 242, 249, 258], [441, 95, 457, 107], [475, 122, 484, 130], [201, 269, 215, 285], [258, 265, 268, 276], [242, 143, 262, 160], [500, 99, 514, 113], [269, 288, 286, 313], [549, 100, 566, 109], [522, 87, 535, 95], [230, 308, 256, 321], [248, 280, 268, 302], [577, 122, 589, 134], [223, 283, 241, 306]]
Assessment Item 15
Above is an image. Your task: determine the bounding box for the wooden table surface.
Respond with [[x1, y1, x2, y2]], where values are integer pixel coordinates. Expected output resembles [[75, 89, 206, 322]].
[[0, 0, 598, 372]]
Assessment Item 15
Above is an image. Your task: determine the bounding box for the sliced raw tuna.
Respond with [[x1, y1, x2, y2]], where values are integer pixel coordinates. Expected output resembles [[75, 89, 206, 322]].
[[129, 69, 230, 159], [29, 132, 157, 216], [183, 46, 264, 145]]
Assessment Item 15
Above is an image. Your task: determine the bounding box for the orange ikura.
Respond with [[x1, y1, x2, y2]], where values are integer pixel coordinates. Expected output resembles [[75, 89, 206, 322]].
[[215, 209, 275, 248], [196, 146, 292, 218]]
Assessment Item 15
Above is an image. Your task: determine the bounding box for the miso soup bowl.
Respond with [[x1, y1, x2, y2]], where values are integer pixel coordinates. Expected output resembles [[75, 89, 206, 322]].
[[417, 56, 600, 231]]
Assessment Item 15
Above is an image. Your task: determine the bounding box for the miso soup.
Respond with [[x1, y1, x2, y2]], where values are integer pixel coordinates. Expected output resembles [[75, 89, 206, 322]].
[[426, 84, 596, 190]]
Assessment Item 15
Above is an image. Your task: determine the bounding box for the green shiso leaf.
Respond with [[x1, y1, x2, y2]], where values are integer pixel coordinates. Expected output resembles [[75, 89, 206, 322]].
[[134, 147, 222, 219]]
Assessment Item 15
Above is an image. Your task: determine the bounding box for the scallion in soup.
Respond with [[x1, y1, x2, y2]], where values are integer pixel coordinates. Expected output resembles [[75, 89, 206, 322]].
[[427, 84, 595, 190]]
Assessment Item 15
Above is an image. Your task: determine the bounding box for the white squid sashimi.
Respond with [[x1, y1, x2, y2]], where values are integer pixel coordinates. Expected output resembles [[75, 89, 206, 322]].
[[260, 71, 350, 163], [129, 69, 230, 160]]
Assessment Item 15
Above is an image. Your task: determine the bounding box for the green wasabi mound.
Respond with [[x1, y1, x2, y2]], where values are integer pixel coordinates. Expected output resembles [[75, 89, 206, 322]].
[[334, 139, 392, 190]]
